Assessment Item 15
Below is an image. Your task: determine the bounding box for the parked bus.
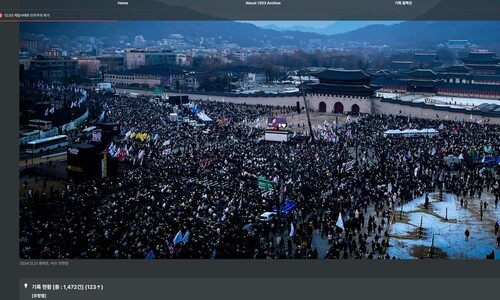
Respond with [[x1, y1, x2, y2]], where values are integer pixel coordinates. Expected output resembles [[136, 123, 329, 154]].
[[28, 119, 52, 130], [26, 135, 68, 154], [21, 130, 41, 138]]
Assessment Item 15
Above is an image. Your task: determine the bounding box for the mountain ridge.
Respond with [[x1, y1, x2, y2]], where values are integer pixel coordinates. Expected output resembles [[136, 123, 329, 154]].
[[20, 21, 500, 49]]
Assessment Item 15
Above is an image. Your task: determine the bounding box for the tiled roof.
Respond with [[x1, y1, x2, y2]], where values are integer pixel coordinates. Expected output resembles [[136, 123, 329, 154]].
[[312, 69, 370, 81]]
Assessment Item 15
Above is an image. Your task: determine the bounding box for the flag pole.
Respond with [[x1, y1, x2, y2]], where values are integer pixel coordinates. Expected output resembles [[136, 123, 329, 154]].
[[298, 70, 314, 143], [419, 216, 423, 238], [429, 233, 435, 258], [275, 180, 282, 237]]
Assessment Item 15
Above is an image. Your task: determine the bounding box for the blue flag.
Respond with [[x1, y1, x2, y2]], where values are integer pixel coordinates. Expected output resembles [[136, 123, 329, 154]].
[[99, 111, 105, 123], [182, 231, 190, 244], [145, 250, 155, 260], [336, 213, 344, 230], [173, 230, 183, 245]]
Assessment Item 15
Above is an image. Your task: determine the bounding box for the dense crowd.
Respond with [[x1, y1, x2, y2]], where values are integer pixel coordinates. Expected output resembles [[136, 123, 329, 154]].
[[20, 81, 97, 128], [19, 90, 500, 259]]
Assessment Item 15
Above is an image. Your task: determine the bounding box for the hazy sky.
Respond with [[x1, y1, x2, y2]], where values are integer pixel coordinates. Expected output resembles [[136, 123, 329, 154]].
[[240, 21, 400, 28], [240, 21, 339, 28]]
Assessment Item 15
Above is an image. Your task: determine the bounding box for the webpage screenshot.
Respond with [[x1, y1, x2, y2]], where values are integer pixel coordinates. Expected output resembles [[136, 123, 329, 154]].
[[2, 0, 500, 299]]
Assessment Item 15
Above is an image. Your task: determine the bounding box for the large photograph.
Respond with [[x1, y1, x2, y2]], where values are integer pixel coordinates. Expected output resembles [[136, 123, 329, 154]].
[[19, 21, 500, 259]]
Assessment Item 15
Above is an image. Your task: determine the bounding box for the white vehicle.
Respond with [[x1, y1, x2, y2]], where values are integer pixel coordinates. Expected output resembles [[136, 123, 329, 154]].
[[28, 119, 52, 130], [259, 212, 277, 222], [97, 82, 111, 90], [26, 135, 68, 154]]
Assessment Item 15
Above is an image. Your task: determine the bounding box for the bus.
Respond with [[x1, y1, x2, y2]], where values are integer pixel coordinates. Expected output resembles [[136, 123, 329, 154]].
[[28, 119, 52, 130], [26, 135, 68, 154], [21, 130, 41, 138]]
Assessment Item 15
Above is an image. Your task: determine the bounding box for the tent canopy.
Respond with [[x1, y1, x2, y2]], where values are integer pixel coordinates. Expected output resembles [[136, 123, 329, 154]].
[[384, 128, 438, 137]]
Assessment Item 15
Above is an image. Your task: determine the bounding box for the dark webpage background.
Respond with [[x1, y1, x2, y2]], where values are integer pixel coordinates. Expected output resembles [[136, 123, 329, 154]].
[[3, 0, 500, 299], [3, 0, 500, 20]]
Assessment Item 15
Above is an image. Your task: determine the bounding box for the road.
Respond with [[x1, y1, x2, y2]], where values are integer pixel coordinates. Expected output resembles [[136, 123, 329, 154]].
[[19, 150, 67, 169]]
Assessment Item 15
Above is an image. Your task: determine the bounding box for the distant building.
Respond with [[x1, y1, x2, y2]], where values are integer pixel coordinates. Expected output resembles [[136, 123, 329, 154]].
[[373, 59, 500, 99], [406, 69, 440, 93], [97, 56, 125, 72], [175, 54, 190, 66], [411, 53, 441, 69], [125, 49, 180, 69], [445, 40, 471, 50], [79, 49, 98, 57], [19, 39, 38, 53], [389, 52, 442, 71], [125, 49, 147, 69], [183, 74, 200, 90], [390, 61, 413, 72], [233, 51, 249, 62], [436, 82, 500, 99], [247, 72, 266, 84], [371, 70, 407, 93], [77, 58, 101, 77], [47, 48, 64, 58], [104, 64, 191, 90], [460, 50, 500, 75], [22, 57, 78, 82], [219, 66, 266, 86], [146, 51, 177, 66], [436, 62, 500, 98]]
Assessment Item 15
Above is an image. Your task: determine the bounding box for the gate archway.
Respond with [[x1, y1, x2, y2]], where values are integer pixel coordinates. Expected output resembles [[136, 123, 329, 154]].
[[319, 101, 327, 112], [334, 102, 344, 114], [351, 104, 360, 114]]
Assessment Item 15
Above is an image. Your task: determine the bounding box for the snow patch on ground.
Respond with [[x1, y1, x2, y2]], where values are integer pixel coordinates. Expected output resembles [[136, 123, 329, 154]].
[[377, 93, 498, 112], [389, 193, 500, 259]]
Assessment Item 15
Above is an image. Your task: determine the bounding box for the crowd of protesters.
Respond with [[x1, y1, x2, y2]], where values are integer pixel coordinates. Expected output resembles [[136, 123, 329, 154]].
[[20, 81, 100, 128], [19, 88, 500, 259]]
